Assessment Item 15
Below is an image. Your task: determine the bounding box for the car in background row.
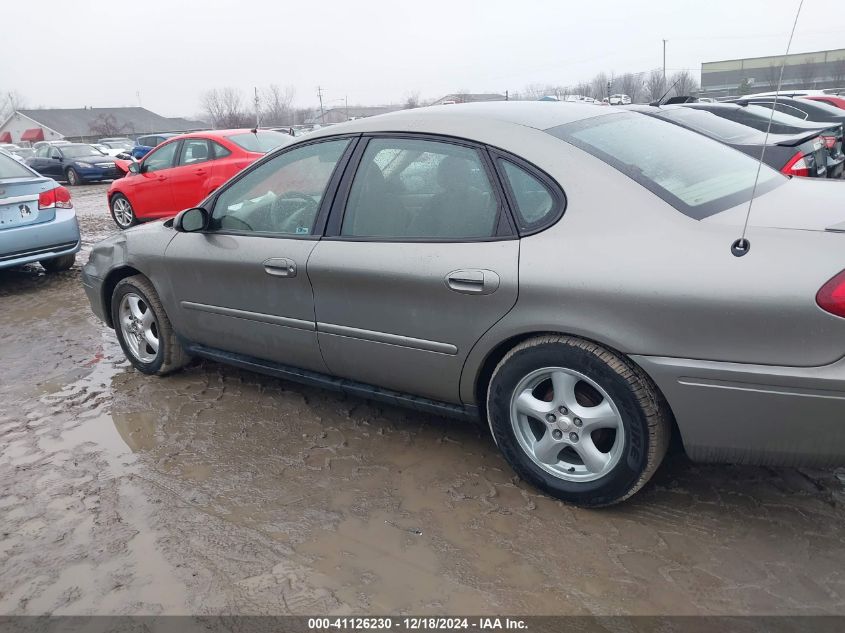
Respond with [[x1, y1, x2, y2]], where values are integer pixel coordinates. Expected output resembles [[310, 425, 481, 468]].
[[107, 129, 293, 228], [0, 149, 80, 272], [607, 94, 631, 105], [632, 105, 833, 178], [683, 101, 845, 178], [131, 133, 178, 159], [727, 95, 845, 130], [26, 143, 121, 186]]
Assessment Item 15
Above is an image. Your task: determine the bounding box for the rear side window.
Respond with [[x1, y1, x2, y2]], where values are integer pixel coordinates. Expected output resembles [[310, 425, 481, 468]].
[[499, 160, 556, 230], [211, 141, 231, 159], [0, 152, 32, 179], [547, 112, 786, 220]]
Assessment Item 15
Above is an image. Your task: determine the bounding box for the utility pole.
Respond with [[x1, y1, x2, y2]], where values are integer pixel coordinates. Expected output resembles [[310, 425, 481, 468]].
[[317, 86, 325, 123], [254, 87, 260, 130], [505, 90, 509, 101], [662, 39, 667, 83]]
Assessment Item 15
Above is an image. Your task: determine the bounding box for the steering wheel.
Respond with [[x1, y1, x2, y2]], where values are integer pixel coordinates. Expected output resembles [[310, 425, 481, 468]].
[[273, 191, 318, 233]]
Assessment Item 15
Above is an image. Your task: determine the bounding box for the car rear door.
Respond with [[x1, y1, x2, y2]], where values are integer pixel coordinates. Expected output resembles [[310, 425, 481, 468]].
[[163, 137, 356, 373], [130, 139, 179, 217], [306, 135, 520, 404], [169, 138, 214, 212]]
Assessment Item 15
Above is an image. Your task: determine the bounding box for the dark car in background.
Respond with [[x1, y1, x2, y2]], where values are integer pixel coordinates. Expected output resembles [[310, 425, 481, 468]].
[[26, 143, 121, 186], [685, 102, 845, 178], [630, 105, 829, 178], [132, 133, 178, 159]]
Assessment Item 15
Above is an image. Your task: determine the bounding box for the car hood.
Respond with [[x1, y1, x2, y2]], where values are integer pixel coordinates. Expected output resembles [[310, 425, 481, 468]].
[[706, 177, 845, 232], [72, 155, 113, 164]]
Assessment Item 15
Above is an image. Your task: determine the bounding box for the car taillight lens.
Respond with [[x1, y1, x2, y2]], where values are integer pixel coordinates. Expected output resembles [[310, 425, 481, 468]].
[[821, 135, 837, 149], [38, 186, 72, 209], [781, 151, 810, 177], [817, 270, 845, 318]]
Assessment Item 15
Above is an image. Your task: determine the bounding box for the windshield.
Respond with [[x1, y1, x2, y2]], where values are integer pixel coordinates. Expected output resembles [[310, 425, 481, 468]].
[[657, 108, 767, 143], [62, 145, 105, 158], [0, 152, 34, 179], [547, 112, 785, 220], [226, 131, 291, 153], [104, 140, 134, 150]]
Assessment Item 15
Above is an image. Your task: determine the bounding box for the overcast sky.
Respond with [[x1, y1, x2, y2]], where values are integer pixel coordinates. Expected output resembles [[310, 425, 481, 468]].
[[3, 0, 844, 117]]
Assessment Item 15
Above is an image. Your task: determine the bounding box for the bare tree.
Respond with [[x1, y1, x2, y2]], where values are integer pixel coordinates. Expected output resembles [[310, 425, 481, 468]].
[[261, 84, 295, 125], [765, 62, 782, 91], [590, 72, 610, 101], [797, 57, 817, 89], [574, 81, 592, 98], [618, 73, 643, 103], [201, 87, 252, 129], [644, 69, 666, 102], [669, 70, 699, 98], [1, 90, 26, 121], [89, 113, 130, 137], [404, 91, 421, 109]]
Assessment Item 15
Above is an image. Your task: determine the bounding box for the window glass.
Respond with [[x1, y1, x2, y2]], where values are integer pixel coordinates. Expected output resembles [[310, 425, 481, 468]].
[[143, 141, 178, 172], [500, 160, 555, 228], [178, 139, 211, 166], [547, 112, 786, 220], [657, 108, 765, 143], [0, 152, 32, 178], [211, 141, 231, 159], [225, 131, 291, 153], [341, 138, 498, 239], [36, 145, 50, 158], [49, 147, 61, 159], [210, 139, 349, 235]]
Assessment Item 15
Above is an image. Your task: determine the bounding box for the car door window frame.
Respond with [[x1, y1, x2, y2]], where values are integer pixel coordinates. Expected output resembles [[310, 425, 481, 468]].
[[324, 133, 517, 243], [177, 138, 213, 167], [187, 134, 361, 241], [489, 149, 567, 237]]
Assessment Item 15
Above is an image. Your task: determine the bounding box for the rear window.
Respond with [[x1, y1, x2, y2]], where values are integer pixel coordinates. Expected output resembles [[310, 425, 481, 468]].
[[0, 152, 34, 179], [547, 112, 785, 219], [655, 108, 768, 143], [226, 131, 290, 153]]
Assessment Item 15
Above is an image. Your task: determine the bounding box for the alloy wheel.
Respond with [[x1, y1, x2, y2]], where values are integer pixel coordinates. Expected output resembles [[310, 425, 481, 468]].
[[119, 292, 159, 363], [112, 198, 134, 228], [509, 366, 625, 482]]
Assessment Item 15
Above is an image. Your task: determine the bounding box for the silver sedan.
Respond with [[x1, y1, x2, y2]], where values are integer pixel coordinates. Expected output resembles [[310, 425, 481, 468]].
[[82, 103, 845, 506]]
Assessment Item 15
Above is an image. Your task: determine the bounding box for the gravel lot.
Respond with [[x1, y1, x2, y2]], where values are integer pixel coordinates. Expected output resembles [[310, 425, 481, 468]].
[[2, 182, 845, 616]]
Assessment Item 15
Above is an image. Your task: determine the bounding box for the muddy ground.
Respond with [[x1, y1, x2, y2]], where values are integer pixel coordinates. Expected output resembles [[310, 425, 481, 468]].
[[2, 183, 845, 616]]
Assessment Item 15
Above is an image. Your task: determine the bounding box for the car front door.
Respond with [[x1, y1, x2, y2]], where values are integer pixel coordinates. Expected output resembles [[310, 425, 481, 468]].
[[45, 147, 64, 178], [163, 137, 355, 372], [307, 136, 520, 404], [130, 139, 179, 217], [170, 138, 214, 212]]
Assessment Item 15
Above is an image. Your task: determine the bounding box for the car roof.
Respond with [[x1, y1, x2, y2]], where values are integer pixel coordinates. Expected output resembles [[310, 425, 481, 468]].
[[306, 102, 618, 138]]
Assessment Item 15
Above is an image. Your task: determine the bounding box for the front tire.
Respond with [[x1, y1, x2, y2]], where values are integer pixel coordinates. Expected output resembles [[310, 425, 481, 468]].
[[487, 335, 670, 507], [40, 253, 76, 272], [111, 275, 189, 375], [110, 194, 137, 229], [66, 168, 82, 186]]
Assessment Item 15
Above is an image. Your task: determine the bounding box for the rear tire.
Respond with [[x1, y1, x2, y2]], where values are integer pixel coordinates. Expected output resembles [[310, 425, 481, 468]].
[[111, 274, 189, 375], [110, 194, 138, 229], [486, 335, 670, 507], [40, 253, 76, 272], [66, 168, 81, 186]]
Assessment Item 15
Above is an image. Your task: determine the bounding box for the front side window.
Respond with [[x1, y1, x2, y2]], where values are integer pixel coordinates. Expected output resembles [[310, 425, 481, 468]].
[[500, 160, 556, 229], [341, 138, 498, 239], [209, 139, 350, 236], [143, 141, 179, 172], [547, 112, 786, 220], [178, 139, 211, 166]]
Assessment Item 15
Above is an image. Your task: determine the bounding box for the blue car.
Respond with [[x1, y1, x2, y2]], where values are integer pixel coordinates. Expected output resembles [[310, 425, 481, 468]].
[[0, 149, 81, 272], [26, 143, 122, 186]]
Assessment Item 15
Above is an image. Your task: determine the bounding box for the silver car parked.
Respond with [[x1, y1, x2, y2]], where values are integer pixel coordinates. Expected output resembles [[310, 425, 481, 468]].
[[82, 103, 845, 506]]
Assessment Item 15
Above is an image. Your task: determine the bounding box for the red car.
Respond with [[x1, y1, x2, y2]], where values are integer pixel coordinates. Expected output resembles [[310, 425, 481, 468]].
[[107, 129, 293, 229], [801, 95, 845, 111]]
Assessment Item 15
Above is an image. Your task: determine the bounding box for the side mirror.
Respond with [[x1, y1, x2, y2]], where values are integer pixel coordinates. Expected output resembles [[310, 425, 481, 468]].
[[174, 207, 209, 233], [128, 161, 141, 174]]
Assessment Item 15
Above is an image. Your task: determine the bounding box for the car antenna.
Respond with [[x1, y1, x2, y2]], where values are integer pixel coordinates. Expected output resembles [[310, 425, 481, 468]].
[[652, 79, 680, 107], [731, 0, 804, 258]]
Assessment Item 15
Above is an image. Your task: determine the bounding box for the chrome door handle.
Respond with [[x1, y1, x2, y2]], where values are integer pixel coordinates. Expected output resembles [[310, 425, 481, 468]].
[[445, 269, 500, 295], [263, 257, 297, 277]]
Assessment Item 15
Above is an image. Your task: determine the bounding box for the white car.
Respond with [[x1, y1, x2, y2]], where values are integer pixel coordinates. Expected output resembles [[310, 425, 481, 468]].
[[91, 143, 124, 157], [608, 94, 631, 105]]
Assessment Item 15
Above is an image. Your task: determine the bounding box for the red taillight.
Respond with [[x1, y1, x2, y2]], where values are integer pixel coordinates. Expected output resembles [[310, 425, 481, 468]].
[[37, 186, 73, 210], [821, 135, 836, 149], [781, 151, 810, 177], [817, 270, 845, 318]]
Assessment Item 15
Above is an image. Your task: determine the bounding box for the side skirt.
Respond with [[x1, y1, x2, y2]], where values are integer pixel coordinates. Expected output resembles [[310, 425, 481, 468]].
[[182, 341, 481, 421]]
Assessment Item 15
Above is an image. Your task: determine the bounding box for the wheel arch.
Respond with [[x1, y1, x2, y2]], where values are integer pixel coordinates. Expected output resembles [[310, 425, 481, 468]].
[[469, 330, 683, 452], [101, 265, 144, 328]]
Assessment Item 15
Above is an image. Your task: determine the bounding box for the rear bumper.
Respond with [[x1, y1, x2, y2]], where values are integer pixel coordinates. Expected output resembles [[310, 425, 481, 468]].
[[632, 354, 845, 467], [0, 209, 81, 269]]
